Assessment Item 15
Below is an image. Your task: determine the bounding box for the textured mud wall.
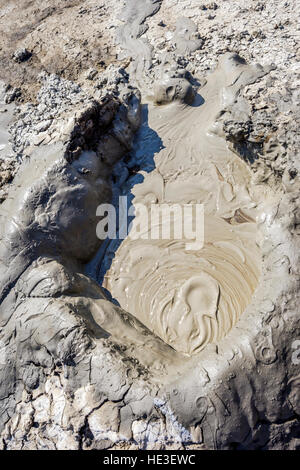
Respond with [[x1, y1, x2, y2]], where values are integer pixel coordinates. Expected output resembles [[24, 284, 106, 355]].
[[0, 0, 299, 450]]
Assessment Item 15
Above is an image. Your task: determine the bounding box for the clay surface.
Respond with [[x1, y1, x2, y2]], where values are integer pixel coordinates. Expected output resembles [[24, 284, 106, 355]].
[[0, 0, 299, 451]]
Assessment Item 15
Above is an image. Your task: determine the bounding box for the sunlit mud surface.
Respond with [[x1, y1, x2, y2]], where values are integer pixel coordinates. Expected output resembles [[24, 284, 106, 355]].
[[99, 62, 262, 355]]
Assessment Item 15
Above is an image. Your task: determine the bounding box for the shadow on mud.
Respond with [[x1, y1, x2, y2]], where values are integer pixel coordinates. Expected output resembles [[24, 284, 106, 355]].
[[85, 104, 164, 305], [190, 92, 205, 107]]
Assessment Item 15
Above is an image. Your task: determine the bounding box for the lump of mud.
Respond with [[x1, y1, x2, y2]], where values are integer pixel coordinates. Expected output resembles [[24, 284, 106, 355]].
[[153, 77, 195, 105]]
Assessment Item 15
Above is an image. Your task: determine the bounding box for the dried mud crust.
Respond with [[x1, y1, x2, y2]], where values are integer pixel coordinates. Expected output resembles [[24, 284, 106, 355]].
[[0, 0, 118, 102], [143, 0, 300, 191], [0, 158, 15, 201]]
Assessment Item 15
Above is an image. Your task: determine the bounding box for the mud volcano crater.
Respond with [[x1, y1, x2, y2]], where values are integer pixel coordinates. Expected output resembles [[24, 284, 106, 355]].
[[97, 67, 262, 355], [0, 0, 299, 450]]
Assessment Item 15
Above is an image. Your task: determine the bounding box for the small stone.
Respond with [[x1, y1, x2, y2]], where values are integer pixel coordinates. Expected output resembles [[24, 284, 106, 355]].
[[13, 48, 32, 63], [33, 134, 47, 146], [5, 87, 21, 103], [254, 2, 265, 11], [0, 170, 12, 185], [201, 2, 218, 10], [35, 120, 52, 133], [86, 68, 98, 80], [260, 299, 275, 314]]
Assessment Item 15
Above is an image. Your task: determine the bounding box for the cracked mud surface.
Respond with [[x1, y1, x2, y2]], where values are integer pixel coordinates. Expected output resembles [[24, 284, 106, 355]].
[[0, 0, 299, 450]]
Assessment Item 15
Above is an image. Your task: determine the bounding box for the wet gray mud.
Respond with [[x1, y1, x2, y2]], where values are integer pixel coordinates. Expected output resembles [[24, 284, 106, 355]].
[[0, 0, 299, 450]]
